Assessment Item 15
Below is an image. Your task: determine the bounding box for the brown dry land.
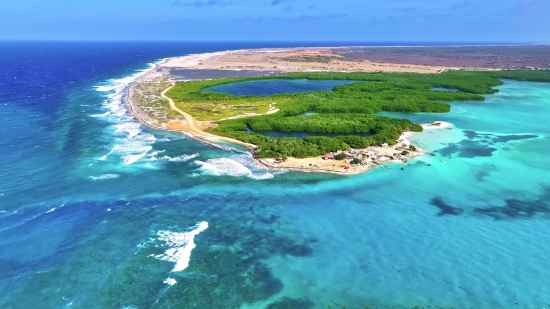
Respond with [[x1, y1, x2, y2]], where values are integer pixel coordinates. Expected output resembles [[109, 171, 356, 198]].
[[159, 45, 550, 76], [159, 47, 447, 74], [336, 45, 550, 69]]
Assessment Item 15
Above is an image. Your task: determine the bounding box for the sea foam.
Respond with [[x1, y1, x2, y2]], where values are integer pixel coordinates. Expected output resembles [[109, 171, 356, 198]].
[[158, 153, 199, 162], [194, 157, 274, 180], [152, 221, 209, 272], [163, 277, 177, 286], [90, 111, 111, 118], [89, 174, 120, 181], [92, 62, 162, 169]]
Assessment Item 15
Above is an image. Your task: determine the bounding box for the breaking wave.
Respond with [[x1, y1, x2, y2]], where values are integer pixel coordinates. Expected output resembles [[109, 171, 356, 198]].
[[163, 278, 177, 286], [157, 153, 200, 162], [92, 62, 162, 169], [89, 174, 121, 181], [152, 222, 209, 272], [194, 157, 274, 180]]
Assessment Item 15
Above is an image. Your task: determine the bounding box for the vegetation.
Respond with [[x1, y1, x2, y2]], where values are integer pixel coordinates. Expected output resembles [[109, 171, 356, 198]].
[[132, 77, 179, 123], [165, 70, 550, 158], [334, 153, 348, 160], [282, 55, 362, 64]]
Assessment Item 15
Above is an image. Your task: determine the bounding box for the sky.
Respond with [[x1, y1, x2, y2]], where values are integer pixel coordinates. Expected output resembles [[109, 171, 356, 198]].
[[0, 0, 548, 42]]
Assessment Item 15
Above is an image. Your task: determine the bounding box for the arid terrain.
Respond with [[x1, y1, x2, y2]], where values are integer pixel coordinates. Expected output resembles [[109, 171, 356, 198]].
[[336, 45, 550, 69], [159, 45, 550, 77]]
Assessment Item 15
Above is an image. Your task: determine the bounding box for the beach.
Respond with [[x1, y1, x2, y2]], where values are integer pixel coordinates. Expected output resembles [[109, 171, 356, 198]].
[[126, 47, 456, 175]]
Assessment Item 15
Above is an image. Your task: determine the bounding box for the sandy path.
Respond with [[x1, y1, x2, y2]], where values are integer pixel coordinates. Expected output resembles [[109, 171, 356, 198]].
[[160, 84, 257, 149]]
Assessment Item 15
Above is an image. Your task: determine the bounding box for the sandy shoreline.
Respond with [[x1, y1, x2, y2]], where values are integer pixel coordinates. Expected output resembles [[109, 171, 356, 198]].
[[124, 47, 456, 176]]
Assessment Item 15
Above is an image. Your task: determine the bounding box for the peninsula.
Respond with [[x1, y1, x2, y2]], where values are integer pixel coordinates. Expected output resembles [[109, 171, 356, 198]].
[[127, 46, 550, 175]]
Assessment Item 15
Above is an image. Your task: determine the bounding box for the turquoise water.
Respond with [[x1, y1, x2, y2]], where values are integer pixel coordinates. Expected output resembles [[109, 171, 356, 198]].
[[1, 42, 550, 309], [202, 79, 357, 96]]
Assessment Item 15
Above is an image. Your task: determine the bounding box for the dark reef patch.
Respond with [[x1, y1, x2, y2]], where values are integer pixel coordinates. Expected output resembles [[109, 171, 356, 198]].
[[435, 131, 538, 159], [257, 214, 279, 224], [463, 130, 478, 139], [266, 296, 315, 309], [281, 242, 314, 257], [474, 186, 550, 220], [430, 187, 550, 220], [474, 164, 500, 182], [0, 195, 318, 309], [430, 197, 464, 216], [458, 141, 498, 158], [492, 134, 538, 143]]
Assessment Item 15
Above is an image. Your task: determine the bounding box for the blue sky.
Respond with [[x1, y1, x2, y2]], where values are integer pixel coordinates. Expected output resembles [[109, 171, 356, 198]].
[[0, 0, 548, 42]]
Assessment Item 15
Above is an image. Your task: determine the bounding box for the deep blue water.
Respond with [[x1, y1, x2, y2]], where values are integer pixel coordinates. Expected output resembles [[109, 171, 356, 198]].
[[1, 42, 550, 309], [202, 79, 357, 96]]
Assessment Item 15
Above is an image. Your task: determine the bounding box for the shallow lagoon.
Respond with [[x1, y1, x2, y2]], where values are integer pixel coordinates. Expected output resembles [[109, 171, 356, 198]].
[[202, 78, 357, 96], [2, 43, 550, 309]]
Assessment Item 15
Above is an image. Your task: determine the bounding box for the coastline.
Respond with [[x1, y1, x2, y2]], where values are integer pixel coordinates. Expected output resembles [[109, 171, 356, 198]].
[[125, 80, 257, 153], [123, 47, 454, 176]]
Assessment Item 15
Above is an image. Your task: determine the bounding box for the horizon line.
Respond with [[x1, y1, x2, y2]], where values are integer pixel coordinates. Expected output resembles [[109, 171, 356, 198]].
[[0, 39, 548, 45]]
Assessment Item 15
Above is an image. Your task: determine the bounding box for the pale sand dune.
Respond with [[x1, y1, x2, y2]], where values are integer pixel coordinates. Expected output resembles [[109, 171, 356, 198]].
[[157, 47, 446, 74]]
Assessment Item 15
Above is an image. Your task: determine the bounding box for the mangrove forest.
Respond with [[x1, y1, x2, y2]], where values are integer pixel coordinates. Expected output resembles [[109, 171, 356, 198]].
[[166, 70, 550, 158]]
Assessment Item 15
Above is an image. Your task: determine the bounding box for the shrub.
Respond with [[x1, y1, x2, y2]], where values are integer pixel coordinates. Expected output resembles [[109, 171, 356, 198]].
[[334, 153, 348, 160]]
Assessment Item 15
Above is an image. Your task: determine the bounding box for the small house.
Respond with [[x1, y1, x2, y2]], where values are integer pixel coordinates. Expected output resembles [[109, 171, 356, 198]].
[[381, 143, 389, 148], [324, 153, 334, 160]]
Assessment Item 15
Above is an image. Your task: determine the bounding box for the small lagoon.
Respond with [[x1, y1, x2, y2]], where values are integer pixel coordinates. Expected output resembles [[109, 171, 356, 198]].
[[202, 79, 357, 96]]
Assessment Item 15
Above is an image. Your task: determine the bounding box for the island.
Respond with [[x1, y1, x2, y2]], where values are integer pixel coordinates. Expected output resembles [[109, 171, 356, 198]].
[[127, 46, 550, 175]]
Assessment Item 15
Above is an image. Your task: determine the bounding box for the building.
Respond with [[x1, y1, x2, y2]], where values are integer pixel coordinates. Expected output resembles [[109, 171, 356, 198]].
[[323, 153, 334, 160]]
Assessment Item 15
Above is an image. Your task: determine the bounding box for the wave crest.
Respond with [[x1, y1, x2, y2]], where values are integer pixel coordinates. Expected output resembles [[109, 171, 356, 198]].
[[89, 174, 121, 181], [194, 157, 273, 180], [152, 222, 209, 272]]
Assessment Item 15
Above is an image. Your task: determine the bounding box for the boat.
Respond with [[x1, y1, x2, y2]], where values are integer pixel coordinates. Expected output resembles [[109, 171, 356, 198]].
[[427, 163, 432, 166]]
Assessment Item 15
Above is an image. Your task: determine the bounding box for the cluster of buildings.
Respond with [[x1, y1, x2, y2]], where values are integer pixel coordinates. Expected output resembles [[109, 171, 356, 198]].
[[324, 147, 411, 167]]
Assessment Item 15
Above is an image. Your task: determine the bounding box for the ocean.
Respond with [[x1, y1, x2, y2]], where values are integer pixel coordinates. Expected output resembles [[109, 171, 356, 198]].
[[0, 41, 549, 309]]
